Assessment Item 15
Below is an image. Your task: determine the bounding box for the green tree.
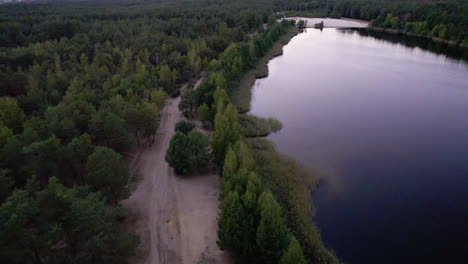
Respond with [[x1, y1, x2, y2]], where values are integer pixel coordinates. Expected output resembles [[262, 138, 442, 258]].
[[256, 192, 290, 263], [90, 110, 130, 152], [279, 237, 307, 264], [147, 89, 167, 108], [0, 177, 138, 264], [66, 133, 95, 183], [198, 103, 212, 125], [187, 129, 211, 170], [179, 87, 197, 118], [86, 146, 129, 203], [23, 136, 64, 184], [159, 65, 176, 94], [165, 131, 191, 174], [211, 103, 243, 164], [0, 97, 26, 132], [0, 124, 13, 149], [217, 190, 243, 251], [175, 120, 195, 135], [165, 130, 210, 175]]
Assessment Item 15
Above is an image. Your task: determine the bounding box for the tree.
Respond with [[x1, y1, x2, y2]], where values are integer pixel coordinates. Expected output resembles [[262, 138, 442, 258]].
[[159, 65, 176, 94], [256, 192, 290, 263], [217, 190, 244, 251], [147, 89, 167, 108], [0, 169, 13, 203], [198, 104, 212, 125], [90, 110, 130, 152], [0, 177, 138, 264], [66, 133, 95, 183], [165, 130, 210, 175], [187, 129, 211, 170], [175, 120, 195, 134], [0, 124, 13, 149], [211, 103, 243, 164], [279, 237, 307, 264], [86, 146, 129, 203], [25, 136, 65, 183], [179, 87, 197, 118], [0, 97, 26, 133], [165, 131, 191, 174]]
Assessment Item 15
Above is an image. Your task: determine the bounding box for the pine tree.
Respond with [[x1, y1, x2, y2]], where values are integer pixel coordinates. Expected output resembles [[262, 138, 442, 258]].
[[211, 103, 243, 165], [256, 192, 290, 263], [279, 237, 307, 264], [179, 88, 197, 118], [198, 104, 212, 125], [86, 146, 129, 203]]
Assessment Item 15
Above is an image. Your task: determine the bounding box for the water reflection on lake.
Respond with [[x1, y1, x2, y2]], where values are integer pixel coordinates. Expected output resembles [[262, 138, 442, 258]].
[[249, 28, 468, 264]]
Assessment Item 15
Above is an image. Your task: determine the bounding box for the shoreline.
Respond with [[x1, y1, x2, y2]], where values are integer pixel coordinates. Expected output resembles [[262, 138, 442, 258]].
[[231, 26, 339, 263], [282, 14, 467, 49], [368, 26, 468, 49], [231, 26, 299, 113], [285, 17, 368, 28]]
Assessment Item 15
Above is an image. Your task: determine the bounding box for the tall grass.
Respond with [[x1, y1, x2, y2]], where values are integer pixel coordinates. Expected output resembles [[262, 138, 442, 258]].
[[247, 138, 338, 263], [240, 114, 283, 137]]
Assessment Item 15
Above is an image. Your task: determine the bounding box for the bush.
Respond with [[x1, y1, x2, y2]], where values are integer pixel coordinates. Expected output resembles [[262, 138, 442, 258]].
[[175, 120, 195, 134], [239, 114, 282, 137], [165, 130, 210, 175]]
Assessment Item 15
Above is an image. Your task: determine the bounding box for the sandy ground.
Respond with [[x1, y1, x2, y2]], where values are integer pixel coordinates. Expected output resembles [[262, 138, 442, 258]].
[[287, 17, 369, 28], [122, 78, 229, 264]]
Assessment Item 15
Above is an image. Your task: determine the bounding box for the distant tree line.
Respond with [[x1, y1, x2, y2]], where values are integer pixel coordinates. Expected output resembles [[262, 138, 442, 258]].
[[279, 0, 468, 45]]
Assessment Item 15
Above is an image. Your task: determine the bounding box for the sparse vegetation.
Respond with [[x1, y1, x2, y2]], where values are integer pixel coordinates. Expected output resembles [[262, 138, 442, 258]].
[[240, 114, 283, 137]]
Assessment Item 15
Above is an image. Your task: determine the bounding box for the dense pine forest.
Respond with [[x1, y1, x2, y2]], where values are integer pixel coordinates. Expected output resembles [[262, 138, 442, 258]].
[[0, 0, 466, 263], [0, 1, 274, 263]]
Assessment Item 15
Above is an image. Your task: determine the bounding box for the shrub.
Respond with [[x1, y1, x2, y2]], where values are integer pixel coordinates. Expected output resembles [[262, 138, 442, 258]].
[[175, 120, 195, 134], [165, 130, 210, 175]]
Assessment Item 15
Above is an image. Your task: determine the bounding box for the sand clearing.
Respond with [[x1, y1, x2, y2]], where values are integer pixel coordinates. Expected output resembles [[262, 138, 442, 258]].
[[123, 78, 229, 264]]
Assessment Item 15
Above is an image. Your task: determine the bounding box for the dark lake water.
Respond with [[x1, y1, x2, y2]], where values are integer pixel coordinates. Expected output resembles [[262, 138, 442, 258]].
[[249, 28, 468, 264]]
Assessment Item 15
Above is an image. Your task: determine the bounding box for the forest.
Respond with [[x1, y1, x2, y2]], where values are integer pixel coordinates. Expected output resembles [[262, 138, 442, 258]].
[[0, 0, 466, 263], [0, 0, 273, 262]]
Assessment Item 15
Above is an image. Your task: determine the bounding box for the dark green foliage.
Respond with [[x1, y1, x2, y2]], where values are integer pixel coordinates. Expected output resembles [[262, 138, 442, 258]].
[[86, 146, 129, 203], [175, 120, 196, 135], [0, 0, 390, 262], [240, 114, 283, 137], [256, 192, 290, 262], [0, 97, 25, 133], [198, 103, 212, 125], [0, 177, 138, 264], [248, 138, 338, 264], [280, 237, 307, 264], [179, 87, 197, 118], [165, 130, 211, 175]]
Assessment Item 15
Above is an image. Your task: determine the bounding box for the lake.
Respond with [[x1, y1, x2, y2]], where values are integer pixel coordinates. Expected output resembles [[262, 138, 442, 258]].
[[249, 28, 468, 264]]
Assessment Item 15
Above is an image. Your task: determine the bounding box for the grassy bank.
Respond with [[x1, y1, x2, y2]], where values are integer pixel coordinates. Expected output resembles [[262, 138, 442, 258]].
[[231, 26, 299, 113], [247, 138, 337, 263]]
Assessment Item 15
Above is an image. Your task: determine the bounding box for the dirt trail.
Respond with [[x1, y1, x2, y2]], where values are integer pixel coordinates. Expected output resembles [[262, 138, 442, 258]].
[[123, 80, 229, 264]]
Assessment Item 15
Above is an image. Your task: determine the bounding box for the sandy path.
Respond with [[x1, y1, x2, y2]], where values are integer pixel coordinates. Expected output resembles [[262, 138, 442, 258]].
[[123, 79, 229, 264]]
